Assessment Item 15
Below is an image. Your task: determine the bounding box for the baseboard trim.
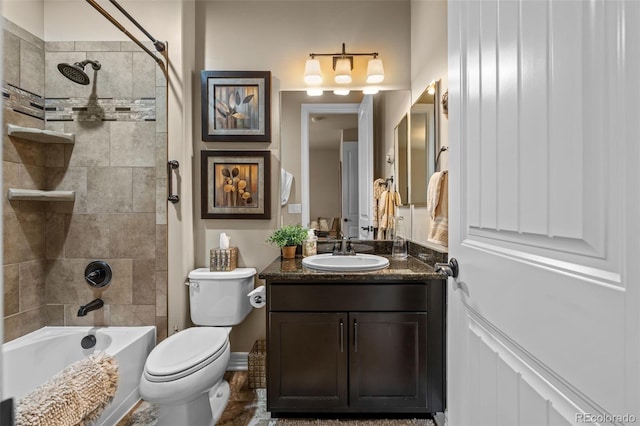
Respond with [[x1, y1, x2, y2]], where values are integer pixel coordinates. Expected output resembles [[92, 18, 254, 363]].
[[227, 351, 248, 371]]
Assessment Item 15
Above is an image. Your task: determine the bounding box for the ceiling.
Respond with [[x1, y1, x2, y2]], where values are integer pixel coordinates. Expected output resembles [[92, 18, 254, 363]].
[[309, 113, 358, 149]]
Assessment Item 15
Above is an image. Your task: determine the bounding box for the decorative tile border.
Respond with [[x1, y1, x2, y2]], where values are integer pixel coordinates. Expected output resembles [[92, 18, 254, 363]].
[[3, 81, 156, 123], [45, 97, 156, 122], [2, 82, 45, 120]]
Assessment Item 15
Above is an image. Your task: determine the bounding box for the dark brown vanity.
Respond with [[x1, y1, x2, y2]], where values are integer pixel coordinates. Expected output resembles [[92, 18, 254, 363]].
[[259, 252, 446, 417]]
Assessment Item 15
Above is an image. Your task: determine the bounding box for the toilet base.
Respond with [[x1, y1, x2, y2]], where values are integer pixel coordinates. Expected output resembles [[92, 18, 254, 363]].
[[155, 380, 231, 426]]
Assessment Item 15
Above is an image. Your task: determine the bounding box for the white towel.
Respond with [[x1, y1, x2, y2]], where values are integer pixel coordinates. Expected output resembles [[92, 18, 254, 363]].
[[280, 168, 294, 206], [427, 171, 448, 246]]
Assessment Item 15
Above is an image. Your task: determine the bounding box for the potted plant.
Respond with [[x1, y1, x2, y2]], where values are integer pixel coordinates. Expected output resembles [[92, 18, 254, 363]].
[[267, 225, 308, 259]]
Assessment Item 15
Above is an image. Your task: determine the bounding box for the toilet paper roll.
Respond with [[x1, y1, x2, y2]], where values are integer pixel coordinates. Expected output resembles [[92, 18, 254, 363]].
[[248, 286, 266, 309]]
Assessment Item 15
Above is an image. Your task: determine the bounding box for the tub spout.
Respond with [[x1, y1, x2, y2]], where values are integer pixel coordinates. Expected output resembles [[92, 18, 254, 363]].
[[77, 298, 104, 317]]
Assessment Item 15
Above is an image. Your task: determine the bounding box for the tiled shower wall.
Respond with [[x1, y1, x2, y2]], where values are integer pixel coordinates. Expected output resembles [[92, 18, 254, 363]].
[[2, 19, 168, 342]]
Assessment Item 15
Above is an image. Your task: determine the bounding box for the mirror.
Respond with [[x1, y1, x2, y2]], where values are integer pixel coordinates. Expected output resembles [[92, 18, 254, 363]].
[[395, 80, 439, 205], [279, 90, 411, 238]]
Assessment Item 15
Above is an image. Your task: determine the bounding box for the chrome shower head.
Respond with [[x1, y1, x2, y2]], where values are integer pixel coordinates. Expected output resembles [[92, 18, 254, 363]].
[[57, 59, 101, 85]]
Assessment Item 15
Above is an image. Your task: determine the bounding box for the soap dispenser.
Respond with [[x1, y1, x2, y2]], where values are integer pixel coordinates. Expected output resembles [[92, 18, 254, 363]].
[[303, 229, 317, 257]]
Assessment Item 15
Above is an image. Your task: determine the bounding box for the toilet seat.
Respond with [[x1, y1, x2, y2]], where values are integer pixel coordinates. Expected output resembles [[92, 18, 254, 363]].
[[144, 327, 229, 382]]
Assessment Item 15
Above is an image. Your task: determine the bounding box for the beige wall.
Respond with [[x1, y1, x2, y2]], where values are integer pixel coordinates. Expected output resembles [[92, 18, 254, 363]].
[[2, 0, 43, 39]]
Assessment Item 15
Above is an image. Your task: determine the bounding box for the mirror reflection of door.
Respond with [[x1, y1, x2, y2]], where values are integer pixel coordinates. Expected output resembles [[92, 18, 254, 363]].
[[308, 112, 358, 238]]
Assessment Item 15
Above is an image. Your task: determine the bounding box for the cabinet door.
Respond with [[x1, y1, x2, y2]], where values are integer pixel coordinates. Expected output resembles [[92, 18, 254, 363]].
[[349, 312, 428, 411], [269, 312, 348, 412]]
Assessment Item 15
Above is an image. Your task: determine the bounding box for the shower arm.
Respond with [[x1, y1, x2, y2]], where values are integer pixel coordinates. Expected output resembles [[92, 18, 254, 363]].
[[85, 0, 168, 79]]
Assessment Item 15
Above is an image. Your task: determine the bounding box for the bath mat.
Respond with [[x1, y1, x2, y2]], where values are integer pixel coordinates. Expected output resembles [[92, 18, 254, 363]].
[[15, 352, 119, 426]]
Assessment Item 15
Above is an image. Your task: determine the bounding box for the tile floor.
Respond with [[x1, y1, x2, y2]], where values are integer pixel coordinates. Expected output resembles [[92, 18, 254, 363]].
[[117, 371, 435, 426]]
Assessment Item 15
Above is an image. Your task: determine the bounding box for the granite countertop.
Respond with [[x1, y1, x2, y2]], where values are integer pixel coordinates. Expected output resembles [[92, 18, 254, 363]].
[[258, 254, 447, 282]]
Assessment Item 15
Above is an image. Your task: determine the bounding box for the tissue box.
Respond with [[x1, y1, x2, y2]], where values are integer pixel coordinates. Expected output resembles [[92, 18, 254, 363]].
[[210, 247, 238, 271]]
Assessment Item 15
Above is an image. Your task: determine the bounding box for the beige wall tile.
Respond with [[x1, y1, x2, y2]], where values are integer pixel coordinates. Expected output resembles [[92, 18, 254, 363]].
[[64, 121, 110, 167], [99, 259, 132, 305], [46, 304, 65, 326], [155, 86, 167, 133], [19, 259, 46, 311], [155, 132, 167, 179], [75, 41, 121, 52], [3, 30, 20, 87], [156, 178, 167, 225], [45, 41, 75, 52], [45, 144, 65, 168], [20, 163, 46, 190], [47, 167, 87, 214], [108, 213, 155, 258], [156, 316, 168, 342], [45, 258, 94, 304], [64, 214, 110, 258], [4, 161, 20, 213], [110, 121, 156, 167], [4, 211, 46, 264], [87, 167, 133, 214], [4, 307, 46, 343], [3, 109, 45, 164], [133, 167, 155, 212], [132, 52, 156, 98], [156, 225, 167, 271], [133, 259, 156, 305], [4, 264, 19, 317], [155, 271, 168, 317], [45, 212, 68, 259], [90, 51, 133, 98], [20, 39, 45, 96], [110, 304, 155, 326]]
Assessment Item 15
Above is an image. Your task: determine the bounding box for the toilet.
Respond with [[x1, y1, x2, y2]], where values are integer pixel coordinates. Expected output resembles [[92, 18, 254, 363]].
[[139, 267, 256, 426]]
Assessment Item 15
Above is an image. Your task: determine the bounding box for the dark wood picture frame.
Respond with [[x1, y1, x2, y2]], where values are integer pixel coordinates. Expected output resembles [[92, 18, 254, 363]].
[[201, 150, 271, 219], [201, 71, 271, 142]]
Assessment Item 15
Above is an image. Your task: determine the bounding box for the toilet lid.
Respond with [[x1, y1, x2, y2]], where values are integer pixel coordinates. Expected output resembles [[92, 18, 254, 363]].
[[144, 327, 228, 382]]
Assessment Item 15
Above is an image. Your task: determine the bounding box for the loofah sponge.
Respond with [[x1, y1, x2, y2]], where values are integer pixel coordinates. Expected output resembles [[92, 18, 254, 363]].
[[15, 352, 119, 426]]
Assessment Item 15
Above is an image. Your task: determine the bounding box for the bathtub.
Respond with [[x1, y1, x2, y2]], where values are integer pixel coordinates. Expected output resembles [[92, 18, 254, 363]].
[[2, 326, 156, 425]]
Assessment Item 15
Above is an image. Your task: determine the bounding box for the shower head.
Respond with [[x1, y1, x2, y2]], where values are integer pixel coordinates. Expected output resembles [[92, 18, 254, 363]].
[[57, 59, 101, 85]]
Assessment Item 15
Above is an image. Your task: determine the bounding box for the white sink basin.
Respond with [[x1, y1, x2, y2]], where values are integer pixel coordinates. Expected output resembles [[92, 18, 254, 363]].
[[302, 253, 390, 272]]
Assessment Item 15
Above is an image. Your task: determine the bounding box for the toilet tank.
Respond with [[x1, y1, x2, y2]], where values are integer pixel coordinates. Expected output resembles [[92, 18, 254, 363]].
[[187, 267, 256, 326]]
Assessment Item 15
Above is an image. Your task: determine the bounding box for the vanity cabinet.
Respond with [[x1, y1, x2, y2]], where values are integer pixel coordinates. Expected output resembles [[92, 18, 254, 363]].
[[267, 281, 444, 416]]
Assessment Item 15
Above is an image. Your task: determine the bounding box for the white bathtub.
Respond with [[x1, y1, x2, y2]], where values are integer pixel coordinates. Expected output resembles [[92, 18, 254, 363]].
[[2, 326, 156, 426]]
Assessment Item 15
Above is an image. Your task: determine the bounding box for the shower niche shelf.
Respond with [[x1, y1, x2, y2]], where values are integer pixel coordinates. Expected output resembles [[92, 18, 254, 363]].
[[7, 124, 75, 144], [8, 188, 76, 202]]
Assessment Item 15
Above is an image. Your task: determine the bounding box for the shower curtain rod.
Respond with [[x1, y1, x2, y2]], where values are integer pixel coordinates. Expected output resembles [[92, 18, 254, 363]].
[[85, 0, 168, 79]]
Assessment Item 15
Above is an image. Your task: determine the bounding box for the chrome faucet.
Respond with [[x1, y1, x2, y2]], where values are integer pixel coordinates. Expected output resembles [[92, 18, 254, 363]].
[[332, 235, 356, 256], [77, 298, 104, 317]]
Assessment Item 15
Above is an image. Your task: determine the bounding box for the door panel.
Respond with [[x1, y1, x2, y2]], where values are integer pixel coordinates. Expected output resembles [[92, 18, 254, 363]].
[[342, 141, 359, 238], [448, 0, 640, 424], [269, 312, 348, 411], [349, 312, 427, 410], [358, 95, 374, 239]]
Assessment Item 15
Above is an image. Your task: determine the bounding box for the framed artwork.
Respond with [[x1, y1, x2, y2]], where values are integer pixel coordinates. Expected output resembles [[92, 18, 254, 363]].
[[201, 71, 271, 142], [201, 150, 271, 219]]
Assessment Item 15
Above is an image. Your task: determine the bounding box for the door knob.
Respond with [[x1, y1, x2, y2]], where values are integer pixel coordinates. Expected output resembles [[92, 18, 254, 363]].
[[434, 258, 459, 278]]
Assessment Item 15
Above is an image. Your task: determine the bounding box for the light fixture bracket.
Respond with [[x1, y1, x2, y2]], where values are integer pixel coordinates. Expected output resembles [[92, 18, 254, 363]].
[[309, 42, 378, 69]]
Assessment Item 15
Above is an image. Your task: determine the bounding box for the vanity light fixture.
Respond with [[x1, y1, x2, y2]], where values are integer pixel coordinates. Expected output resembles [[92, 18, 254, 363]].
[[304, 42, 384, 91], [363, 86, 379, 95], [306, 88, 323, 96], [333, 88, 351, 96]]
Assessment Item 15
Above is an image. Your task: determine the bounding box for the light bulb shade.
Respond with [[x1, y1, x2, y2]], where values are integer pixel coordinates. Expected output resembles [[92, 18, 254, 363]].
[[363, 86, 379, 95], [304, 58, 322, 85], [333, 88, 350, 96], [334, 58, 352, 84], [366, 58, 385, 84], [306, 88, 323, 96]]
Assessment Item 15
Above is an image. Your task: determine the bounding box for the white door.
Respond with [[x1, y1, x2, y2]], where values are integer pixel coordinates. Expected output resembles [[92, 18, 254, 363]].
[[342, 141, 359, 238], [358, 95, 374, 240], [448, 1, 640, 425]]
